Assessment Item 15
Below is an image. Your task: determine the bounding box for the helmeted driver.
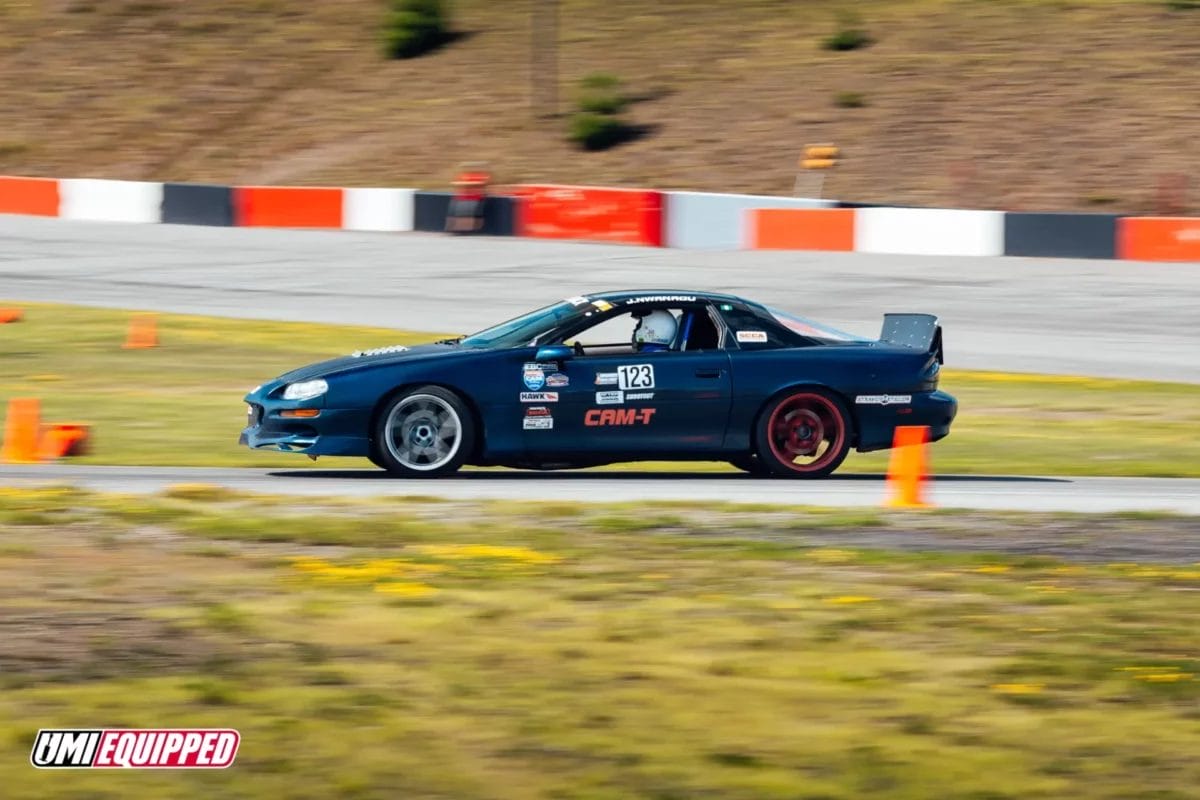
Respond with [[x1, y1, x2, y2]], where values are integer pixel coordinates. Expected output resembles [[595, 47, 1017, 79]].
[[632, 310, 678, 353]]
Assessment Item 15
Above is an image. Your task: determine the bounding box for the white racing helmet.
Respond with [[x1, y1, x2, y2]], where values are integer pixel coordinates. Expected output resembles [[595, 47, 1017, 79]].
[[633, 310, 678, 351]]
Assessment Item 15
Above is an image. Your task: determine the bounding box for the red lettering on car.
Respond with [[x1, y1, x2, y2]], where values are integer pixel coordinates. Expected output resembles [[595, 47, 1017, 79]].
[[584, 408, 657, 426]]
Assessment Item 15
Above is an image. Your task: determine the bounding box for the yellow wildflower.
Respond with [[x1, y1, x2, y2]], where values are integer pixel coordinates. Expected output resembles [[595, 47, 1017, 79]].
[[414, 543, 560, 564], [374, 582, 437, 598], [991, 683, 1044, 694], [806, 548, 856, 564]]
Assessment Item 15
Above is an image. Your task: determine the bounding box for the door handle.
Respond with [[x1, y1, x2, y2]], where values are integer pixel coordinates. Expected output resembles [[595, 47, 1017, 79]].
[[695, 368, 722, 379]]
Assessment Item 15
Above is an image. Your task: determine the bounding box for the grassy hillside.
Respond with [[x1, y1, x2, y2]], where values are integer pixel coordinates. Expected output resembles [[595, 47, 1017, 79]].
[[1, 0, 1198, 211]]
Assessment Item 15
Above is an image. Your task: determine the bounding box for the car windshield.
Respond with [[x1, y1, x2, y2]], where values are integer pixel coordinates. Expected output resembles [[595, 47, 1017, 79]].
[[460, 301, 586, 348], [765, 307, 867, 343]]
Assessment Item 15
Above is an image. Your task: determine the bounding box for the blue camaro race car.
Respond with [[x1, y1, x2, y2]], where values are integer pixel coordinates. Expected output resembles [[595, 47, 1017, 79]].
[[240, 290, 957, 478]]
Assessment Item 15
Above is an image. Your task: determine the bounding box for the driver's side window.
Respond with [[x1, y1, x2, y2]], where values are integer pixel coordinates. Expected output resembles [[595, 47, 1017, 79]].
[[565, 311, 645, 356], [563, 305, 722, 356]]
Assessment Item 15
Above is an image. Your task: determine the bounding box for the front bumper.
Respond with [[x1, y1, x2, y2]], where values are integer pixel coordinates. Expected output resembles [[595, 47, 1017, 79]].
[[239, 401, 370, 457]]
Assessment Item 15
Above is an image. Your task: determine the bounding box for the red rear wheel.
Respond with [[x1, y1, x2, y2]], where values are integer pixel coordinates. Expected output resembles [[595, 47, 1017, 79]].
[[754, 389, 852, 478]]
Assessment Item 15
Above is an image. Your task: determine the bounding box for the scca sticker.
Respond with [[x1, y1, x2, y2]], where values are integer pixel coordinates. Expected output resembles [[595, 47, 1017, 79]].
[[736, 330, 768, 343], [585, 408, 656, 426], [617, 364, 654, 390]]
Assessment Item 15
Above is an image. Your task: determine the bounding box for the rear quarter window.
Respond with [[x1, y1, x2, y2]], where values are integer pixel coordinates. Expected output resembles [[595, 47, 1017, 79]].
[[718, 308, 801, 349]]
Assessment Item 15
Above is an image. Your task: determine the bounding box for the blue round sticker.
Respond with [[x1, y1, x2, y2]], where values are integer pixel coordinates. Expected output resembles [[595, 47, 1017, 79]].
[[523, 369, 546, 391]]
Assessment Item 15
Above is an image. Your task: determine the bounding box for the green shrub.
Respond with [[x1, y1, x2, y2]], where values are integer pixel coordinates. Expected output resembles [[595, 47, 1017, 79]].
[[383, 0, 447, 59], [577, 71, 628, 114], [580, 72, 621, 91], [835, 91, 866, 108], [567, 72, 635, 151], [569, 112, 625, 151], [578, 92, 628, 115], [823, 10, 872, 51]]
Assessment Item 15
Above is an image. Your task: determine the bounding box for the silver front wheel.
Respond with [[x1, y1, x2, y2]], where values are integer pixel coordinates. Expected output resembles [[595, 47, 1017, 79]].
[[373, 387, 475, 477]]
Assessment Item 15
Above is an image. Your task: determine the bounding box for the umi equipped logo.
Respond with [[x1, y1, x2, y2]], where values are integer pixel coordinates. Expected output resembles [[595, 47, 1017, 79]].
[[30, 729, 240, 769]]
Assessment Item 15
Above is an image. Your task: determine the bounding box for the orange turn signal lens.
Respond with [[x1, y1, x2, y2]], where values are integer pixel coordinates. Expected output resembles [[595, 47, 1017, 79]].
[[279, 408, 320, 418]]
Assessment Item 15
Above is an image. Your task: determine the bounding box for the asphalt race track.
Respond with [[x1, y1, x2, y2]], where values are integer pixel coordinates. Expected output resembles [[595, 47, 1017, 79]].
[[2, 216, 1198, 382], [1, 216, 1198, 513], [1, 465, 1199, 514]]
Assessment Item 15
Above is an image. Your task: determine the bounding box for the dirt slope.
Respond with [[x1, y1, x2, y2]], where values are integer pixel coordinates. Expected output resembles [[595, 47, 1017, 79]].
[[1, 0, 1197, 211]]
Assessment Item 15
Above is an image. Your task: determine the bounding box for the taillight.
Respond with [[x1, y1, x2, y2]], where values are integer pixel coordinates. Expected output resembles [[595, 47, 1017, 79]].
[[920, 358, 940, 391]]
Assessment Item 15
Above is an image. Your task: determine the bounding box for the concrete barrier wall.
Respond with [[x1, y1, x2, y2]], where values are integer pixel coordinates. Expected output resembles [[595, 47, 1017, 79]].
[[746, 208, 855, 250], [161, 183, 234, 226], [60, 179, 163, 224], [665, 192, 835, 249], [1, 173, 1197, 261], [513, 184, 664, 247], [483, 195, 518, 236], [0, 176, 59, 217], [1118, 217, 1200, 262], [343, 188, 415, 232], [1004, 213, 1118, 259], [234, 186, 344, 228], [414, 192, 517, 235], [413, 191, 451, 232], [855, 207, 1005, 257]]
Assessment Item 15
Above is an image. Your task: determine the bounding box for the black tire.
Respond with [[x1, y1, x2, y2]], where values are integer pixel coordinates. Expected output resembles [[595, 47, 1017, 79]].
[[371, 386, 475, 477], [753, 388, 853, 478], [366, 445, 388, 471], [729, 454, 771, 476]]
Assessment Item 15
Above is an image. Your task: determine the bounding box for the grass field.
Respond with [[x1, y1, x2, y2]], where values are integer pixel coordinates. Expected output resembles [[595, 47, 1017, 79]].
[[2, 301, 1199, 476], [1, 487, 1198, 798], [1, 0, 1199, 212]]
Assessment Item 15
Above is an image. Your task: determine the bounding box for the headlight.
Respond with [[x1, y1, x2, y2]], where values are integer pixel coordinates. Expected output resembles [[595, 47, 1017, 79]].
[[282, 379, 328, 401]]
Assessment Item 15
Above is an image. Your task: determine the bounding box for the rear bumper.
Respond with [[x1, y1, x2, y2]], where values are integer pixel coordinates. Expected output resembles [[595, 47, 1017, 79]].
[[854, 390, 957, 452]]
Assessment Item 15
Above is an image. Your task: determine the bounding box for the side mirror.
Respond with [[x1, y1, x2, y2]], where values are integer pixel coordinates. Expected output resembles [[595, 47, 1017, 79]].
[[535, 344, 573, 363]]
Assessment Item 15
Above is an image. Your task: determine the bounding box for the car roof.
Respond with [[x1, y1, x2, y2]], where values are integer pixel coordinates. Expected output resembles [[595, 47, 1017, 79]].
[[589, 289, 750, 305]]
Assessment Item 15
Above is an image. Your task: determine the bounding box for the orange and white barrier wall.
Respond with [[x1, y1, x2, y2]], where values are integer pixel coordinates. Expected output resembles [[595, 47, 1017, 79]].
[[1, 174, 1198, 261]]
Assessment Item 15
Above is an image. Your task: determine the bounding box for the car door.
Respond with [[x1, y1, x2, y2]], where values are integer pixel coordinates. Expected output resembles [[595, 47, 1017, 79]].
[[522, 349, 733, 455]]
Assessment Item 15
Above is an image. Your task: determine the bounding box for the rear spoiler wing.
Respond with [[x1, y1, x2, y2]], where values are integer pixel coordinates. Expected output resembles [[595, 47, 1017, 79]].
[[880, 313, 944, 364]]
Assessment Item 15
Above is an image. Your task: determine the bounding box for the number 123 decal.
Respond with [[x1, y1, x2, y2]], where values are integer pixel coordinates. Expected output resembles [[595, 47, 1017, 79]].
[[617, 364, 655, 390]]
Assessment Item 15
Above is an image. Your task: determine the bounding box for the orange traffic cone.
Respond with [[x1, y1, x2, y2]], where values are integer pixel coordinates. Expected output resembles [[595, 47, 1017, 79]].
[[0, 308, 23, 324], [38, 423, 91, 460], [885, 425, 932, 508], [123, 313, 158, 349], [1, 397, 43, 463]]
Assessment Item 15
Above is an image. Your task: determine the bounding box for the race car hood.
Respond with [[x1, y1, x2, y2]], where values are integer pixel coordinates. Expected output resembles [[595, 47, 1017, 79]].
[[273, 342, 466, 384]]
